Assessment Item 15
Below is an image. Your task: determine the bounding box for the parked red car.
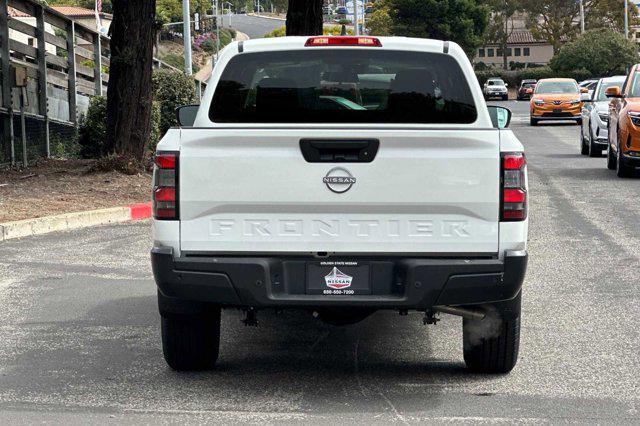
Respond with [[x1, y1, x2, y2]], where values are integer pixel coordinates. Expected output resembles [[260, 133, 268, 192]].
[[517, 79, 537, 100]]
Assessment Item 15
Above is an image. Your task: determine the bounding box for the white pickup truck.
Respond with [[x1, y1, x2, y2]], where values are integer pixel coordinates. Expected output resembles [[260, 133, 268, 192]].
[[152, 36, 528, 373]]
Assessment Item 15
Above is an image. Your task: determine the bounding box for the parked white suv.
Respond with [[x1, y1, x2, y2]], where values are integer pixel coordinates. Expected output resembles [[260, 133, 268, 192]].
[[483, 78, 509, 100], [152, 36, 529, 374]]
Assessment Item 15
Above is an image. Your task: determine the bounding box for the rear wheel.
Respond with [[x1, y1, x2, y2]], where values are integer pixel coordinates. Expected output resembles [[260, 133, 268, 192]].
[[463, 294, 521, 374], [580, 126, 588, 155], [616, 141, 634, 178], [588, 128, 602, 157], [161, 309, 221, 371]]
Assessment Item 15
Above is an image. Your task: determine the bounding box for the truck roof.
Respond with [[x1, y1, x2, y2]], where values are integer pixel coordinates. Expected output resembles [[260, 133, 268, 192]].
[[195, 35, 493, 128], [236, 36, 452, 55]]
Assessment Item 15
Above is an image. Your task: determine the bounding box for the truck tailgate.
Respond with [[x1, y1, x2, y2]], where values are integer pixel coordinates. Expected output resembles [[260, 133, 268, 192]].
[[179, 128, 500, 254]]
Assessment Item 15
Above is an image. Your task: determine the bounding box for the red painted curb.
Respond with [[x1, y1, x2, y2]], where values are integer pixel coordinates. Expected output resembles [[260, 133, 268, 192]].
[[127, 202, 152, 220]]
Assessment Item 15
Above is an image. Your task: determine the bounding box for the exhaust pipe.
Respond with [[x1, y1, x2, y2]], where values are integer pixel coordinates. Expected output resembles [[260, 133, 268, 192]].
[[434, 306, 486, 320]]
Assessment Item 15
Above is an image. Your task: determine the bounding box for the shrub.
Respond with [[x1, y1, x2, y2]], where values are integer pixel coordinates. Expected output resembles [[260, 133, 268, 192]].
[[50, 131, 80, 159], [78, 95, 108, 158], [264, 26, 286, 38], [152, 69, 197, 137], [78, 96, 161, 159]]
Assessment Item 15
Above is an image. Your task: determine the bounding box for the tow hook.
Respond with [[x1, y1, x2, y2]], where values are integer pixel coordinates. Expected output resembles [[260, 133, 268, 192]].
[[242, 308, 258, 327]]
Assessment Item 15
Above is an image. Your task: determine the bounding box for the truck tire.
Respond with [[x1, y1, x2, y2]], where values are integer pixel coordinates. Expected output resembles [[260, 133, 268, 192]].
[[161, 309, 221, 371], [462, 294, 521, 374]]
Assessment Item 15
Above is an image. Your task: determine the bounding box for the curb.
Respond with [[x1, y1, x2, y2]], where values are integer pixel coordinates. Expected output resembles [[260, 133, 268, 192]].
[[247, 13, 285, 21], [0, 202, 152, 242]]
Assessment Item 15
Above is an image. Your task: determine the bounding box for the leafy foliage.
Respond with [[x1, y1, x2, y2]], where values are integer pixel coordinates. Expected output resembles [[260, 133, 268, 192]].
[[520, 0, 580, 52], [78, 93, 161, 159], [152, 69, 197, 137], [480, 0, 523, 69], [549, 28, 639, 76], [78, 96, 108, 159], [367, 5, 393, 36], [264, 25, 354, 38], [519, 0, 639, 53], [384, 0, 489, 54], [584, 0, 640, 31]]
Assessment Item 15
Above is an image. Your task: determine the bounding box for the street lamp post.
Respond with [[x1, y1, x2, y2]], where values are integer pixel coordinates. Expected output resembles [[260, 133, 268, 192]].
[[579, 0, 585, 34], [624, 0, 629, 39], [353, 0, 359, 36], [182, 0, 192, 75]]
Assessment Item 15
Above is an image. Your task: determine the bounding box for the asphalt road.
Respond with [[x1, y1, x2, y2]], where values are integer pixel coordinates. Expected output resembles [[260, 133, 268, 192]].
[[1, 101, 639, 423], [223, 14, 284, 39]]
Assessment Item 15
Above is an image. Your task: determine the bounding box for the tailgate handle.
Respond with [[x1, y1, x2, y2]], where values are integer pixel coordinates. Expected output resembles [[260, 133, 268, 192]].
[[300, 139, 379, 163]]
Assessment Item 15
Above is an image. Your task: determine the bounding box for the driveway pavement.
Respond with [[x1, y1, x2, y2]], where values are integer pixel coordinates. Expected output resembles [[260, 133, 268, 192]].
[[0, 101, 638, 423]]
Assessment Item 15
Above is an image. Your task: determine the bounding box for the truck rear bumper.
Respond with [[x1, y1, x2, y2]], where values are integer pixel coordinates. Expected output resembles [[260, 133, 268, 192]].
[[152, 248, 527, 312]]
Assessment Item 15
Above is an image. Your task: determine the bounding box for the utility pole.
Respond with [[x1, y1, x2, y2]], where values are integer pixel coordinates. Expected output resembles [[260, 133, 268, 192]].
[[579, 0, 585, 34], [361, 0, 366, 34], [353, 0, 359, 35], [624, 0, 629, 39], [215, 0, 220, 57], [182, 0, 192, 75]]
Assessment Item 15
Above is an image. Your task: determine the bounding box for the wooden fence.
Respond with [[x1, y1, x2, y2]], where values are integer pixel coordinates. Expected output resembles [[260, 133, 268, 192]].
[[0, 0, 179, 166]]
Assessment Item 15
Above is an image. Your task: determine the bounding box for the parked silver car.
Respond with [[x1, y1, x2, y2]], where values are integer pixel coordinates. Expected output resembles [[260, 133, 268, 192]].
[[580, 75, 626, 156]]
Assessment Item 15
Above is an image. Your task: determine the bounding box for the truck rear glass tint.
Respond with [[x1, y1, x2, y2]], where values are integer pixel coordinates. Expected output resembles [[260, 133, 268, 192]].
[[209, 49, 477, 124]]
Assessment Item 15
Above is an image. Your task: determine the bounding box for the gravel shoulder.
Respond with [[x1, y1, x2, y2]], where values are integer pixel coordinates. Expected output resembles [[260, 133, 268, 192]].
[[0, 159, 152, 222]]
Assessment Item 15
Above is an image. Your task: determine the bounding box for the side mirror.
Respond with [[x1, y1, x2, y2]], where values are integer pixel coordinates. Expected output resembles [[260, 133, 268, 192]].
[[580, 87, 589, 94], [504, 83, 508, 87], [487, 105, 512, 129], [580, 92, 592, 102], [176, 105, 199, 127], [605, 86, 623, 98]]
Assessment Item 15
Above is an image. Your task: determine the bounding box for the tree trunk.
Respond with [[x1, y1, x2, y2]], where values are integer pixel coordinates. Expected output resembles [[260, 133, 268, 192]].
[[286, 0, 323, 36], [105, 0, 156, 163]]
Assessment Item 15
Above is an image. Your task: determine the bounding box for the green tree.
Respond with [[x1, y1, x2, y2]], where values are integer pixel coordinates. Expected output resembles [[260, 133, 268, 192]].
[[385, 0, 489, 55], [549, 28, 639, 76], [521, 0, 580, 53], [367, 3, 393, 36], [480, 0, 523, 70], [584, 0, 640, 31]]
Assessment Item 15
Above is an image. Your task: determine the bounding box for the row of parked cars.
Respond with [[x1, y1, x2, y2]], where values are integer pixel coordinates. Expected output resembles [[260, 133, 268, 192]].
[[508, 72, 638, 178], [484, 72, 638, 177]]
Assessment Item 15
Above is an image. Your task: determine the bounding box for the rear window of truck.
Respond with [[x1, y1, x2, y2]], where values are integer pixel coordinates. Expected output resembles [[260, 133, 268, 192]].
[[209, 49, 477, 124]]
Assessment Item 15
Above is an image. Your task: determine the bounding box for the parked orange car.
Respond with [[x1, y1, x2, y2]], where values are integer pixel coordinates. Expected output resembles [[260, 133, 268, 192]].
[[530, 78, 584, 126], [606, 64, 640, 177]]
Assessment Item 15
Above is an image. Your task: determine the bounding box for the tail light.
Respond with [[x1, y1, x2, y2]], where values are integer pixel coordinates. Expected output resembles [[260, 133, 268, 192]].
[[501, 152, 527, 221], [305, 36, 382, 47], [153, 152, 178, 220]]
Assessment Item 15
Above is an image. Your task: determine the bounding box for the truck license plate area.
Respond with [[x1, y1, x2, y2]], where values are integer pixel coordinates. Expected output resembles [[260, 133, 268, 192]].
[[306, 261, 371, 295]]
